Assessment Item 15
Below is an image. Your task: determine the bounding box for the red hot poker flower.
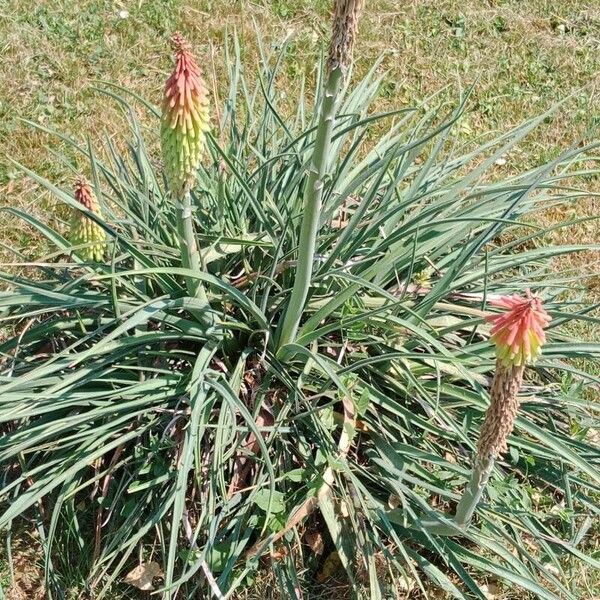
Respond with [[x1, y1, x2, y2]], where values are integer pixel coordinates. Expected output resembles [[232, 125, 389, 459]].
[[69, 177, 106, 262], [160, 32, 210, 195], [485, 291, 551, 367]]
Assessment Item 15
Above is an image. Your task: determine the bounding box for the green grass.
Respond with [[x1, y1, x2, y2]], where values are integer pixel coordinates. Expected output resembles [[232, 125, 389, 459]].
[[0, 1, 598, 598]]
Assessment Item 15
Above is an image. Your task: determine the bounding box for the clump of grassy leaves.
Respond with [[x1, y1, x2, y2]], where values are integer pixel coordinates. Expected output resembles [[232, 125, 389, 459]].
[[1, 31, 599, 600]]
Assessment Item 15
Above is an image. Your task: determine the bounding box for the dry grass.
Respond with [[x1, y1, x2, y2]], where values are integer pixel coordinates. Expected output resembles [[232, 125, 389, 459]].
[[1, 1, 598, 231], [1, 532, 45, 600]]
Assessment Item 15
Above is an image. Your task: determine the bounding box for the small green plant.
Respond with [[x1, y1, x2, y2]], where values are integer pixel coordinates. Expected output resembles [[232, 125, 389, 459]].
[[1, 1, 599, 598]]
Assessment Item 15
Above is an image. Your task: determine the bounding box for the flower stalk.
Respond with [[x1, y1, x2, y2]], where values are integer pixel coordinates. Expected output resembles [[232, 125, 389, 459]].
[[277, 0, 364, 351], [161, 32, 210, 308], [416, 291, 551, 535], [451, 361, 526, 529], [176, 190, 206, 302]]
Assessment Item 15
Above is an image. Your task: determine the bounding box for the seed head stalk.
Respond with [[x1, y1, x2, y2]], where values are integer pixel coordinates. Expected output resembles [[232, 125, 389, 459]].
[[277, 0, 364, 352], [453, 360, 525, 528]]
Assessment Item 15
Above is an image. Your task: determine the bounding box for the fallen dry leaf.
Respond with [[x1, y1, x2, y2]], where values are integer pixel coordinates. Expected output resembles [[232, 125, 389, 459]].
[[387, 494, 402, 509], [444, 451, 457, 464], [316, 551, 344, 583], [481, 581, 502, 599], [305, 530, 325, 555], [270, 545, 289, 561], [123, 561, 163, 591]]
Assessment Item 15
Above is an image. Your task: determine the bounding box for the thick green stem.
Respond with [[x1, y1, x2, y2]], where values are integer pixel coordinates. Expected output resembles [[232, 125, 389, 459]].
[[454, 455, 494, 528], [277, 67, 343, 351], [414, 454, 495, 536], [176, 191, 215, 330], [177, 191, 204, 299]]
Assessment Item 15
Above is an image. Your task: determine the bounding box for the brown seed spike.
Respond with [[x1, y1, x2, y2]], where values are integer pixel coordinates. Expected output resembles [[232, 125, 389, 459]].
[[327, 0, 365, 76], [477, 360, 525, 460]]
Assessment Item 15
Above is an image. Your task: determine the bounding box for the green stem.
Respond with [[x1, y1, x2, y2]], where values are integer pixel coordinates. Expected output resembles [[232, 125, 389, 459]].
[[277, 67, 343, 352], [176, 191, 218, 331], [388, 455, 495, 537], [418, 455, 495, 536], [454, 454, 494, 528], [176, 191, 207, 302]]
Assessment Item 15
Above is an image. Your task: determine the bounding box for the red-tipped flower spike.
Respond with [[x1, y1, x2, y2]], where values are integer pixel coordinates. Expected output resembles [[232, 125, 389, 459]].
[[160, 32, 210, 195], [452, 292, 552, 521], [485, 290, 551, 367], [70, 177, 106, 262]]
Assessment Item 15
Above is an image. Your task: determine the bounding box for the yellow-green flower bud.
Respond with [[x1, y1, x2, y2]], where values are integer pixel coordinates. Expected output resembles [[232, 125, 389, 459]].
[[160, 32, 210, 196], [69, 177, 106, 262]]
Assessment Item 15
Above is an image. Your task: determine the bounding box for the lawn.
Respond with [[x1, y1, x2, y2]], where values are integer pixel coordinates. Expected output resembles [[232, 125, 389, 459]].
[[0, 1, 598, 598]]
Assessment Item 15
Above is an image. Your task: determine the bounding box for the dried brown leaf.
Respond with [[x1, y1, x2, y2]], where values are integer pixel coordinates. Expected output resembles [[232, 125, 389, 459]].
[[305, 530, 325, 555], [123, 561, 163, 592]]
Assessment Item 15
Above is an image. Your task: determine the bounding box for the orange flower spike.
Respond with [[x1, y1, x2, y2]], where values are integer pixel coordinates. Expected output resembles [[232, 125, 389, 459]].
[[448, 291, 552, 529], [69, 177, 106, 262], [160, 32, 210, 195], [485, 291, 551, 366]]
